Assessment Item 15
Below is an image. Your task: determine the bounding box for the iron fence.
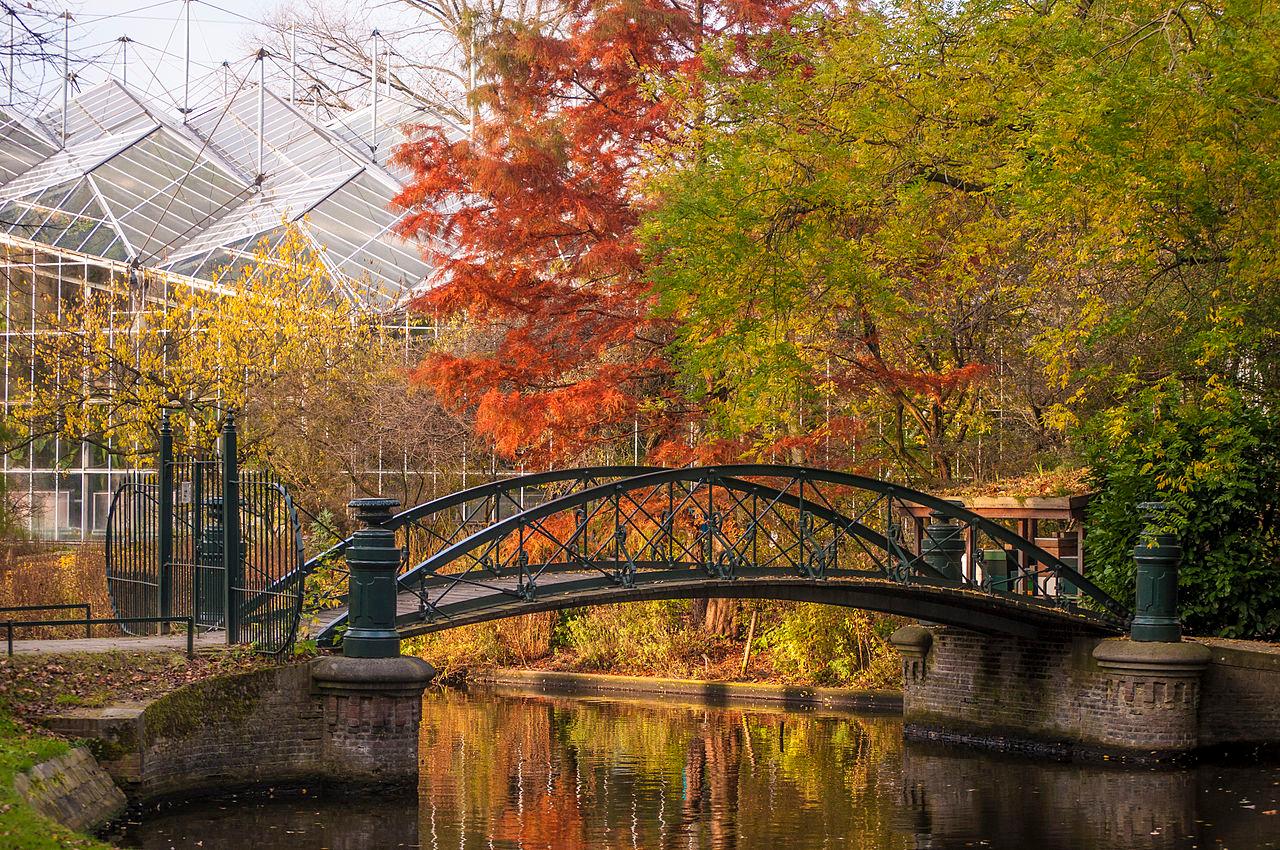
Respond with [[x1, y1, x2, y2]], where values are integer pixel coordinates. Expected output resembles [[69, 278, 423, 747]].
[[103, 414, 304, 654]]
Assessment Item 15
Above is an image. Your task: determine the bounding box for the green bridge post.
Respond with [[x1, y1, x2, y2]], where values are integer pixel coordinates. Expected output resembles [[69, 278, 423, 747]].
[[309, 497, 433, 785], [342, 498, 404, 658], [1130, 501, 1182, 642]]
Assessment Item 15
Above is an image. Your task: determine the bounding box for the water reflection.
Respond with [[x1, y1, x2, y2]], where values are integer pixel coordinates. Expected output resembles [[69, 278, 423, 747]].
[[114, 688, 1280, 850]]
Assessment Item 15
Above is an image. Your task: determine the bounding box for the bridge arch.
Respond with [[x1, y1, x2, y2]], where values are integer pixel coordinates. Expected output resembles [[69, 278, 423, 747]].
[[314, 466, 1128, 645]]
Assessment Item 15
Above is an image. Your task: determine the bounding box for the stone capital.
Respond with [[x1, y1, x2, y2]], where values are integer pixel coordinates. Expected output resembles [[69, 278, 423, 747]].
[[310, 655, 436, 697], [1092, 638, 1211, 678], [889, 624, 933, 660]]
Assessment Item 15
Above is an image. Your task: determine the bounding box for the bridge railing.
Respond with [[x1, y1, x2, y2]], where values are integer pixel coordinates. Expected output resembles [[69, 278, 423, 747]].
[[290, 468, 661, 629], [311, 466, 1130, 645]]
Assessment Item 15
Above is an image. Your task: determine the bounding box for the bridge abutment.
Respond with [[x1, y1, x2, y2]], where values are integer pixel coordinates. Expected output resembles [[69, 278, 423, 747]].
[[889, 625, 1232, 762]]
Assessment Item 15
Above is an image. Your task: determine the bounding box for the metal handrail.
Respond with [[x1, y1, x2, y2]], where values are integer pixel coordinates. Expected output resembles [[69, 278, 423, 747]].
[[3, 615, 196, 658], [0, 604, 93, 638], [315, 465, 1129, 645]]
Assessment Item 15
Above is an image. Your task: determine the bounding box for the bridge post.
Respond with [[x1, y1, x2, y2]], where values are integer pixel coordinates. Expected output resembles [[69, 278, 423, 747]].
[[341, 498, 405, 658], [309, 497, 433, 786], [1129, 501, 1182, 642], [922, 502, 966, 580]]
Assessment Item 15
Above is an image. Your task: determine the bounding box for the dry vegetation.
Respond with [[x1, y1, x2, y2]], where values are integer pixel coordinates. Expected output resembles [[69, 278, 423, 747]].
[[0, 546, 113, 639], [405, 602, 903, 690]]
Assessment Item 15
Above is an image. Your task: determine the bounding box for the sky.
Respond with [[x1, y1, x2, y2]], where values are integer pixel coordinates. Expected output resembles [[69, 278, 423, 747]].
[[10, 1, 272, 117], [10, 0, 452, 125]]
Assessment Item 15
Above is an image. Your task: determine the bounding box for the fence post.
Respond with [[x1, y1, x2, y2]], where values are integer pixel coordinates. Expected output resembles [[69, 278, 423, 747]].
[[157, 412, 174, 634], [222, 413, 242, 644], [191, 460, 203, 626]]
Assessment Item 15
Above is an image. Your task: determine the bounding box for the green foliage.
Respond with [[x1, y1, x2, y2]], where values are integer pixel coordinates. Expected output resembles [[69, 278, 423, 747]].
[[559, 602, 695, 671], [757, 606, 900, 688], [1084, 376, 1280, 639], [639, 0, 1280, 482]]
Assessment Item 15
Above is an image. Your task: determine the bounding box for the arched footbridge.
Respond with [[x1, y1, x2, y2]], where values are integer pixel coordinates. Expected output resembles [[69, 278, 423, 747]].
[[277, 466, 1129, 645]]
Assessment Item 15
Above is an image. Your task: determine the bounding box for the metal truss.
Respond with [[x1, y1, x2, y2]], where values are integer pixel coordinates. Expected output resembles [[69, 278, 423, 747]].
[[311, 466, 1131, 645]]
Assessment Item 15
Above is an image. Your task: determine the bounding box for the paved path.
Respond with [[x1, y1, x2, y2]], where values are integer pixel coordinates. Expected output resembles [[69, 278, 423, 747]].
[[6, 629, 227, 656]]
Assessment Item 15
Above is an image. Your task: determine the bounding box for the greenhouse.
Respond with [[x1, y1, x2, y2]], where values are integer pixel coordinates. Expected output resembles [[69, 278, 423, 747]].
[[0, 70, 448, 539]]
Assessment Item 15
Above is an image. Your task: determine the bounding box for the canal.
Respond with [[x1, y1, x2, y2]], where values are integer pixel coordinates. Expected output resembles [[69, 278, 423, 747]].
[[112, 687, 1280, 849]]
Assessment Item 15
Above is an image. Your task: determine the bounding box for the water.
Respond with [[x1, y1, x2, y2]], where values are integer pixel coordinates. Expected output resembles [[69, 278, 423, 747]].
[[112, 687, 1280, 849]]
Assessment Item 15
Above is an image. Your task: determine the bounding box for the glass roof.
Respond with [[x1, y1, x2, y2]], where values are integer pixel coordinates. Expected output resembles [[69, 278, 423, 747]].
[[0, 74, 439, 305]]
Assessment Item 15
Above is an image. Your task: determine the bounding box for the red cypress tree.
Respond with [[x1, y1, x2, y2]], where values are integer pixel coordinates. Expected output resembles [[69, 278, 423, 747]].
[[393, 0, 805, 466]]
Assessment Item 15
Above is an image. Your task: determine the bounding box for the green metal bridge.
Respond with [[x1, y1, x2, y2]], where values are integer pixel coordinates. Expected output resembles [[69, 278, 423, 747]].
[[301, 466, 1130, 646]]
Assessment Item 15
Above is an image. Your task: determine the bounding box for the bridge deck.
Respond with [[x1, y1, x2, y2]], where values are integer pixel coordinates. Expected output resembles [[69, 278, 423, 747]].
[[310, 567, 1117, 641]]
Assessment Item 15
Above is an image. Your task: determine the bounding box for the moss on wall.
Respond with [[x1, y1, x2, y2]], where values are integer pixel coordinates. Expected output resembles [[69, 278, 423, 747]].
[[142, 668, 276, 744]]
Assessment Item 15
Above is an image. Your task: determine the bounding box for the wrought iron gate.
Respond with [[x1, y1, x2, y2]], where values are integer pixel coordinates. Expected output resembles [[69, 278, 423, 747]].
[[105, 413, 304, 654]]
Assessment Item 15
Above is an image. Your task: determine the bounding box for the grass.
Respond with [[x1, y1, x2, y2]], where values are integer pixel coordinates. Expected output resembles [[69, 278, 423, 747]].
[[0, 710, 115, 850], [0, 648, 293, 850]]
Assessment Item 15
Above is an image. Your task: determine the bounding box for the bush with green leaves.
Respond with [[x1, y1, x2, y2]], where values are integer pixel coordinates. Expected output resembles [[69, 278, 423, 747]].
[[757, 604, 900, 688], [1084, 376, 1280, 639]]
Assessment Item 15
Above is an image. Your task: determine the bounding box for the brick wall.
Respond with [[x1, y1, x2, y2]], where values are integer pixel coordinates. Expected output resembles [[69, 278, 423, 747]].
[[318, 689, 424, 783], [900, 628, 1118, 756], [47, 661, 429, 802], [898, 627, 1280, 759], [13, 747, 126, 833], [1197, 641, 1280, 748], [138, 665, 324, 799]]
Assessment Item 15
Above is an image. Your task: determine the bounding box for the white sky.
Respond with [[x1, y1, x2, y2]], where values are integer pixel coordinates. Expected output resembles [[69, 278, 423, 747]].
[[27, 1, 274, 114], [11, 0, 452, 123]]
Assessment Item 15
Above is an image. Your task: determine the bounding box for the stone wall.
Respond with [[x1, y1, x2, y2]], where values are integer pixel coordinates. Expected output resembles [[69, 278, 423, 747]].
[[14, 747, 126, 833], [44, 658, 432, 802], [892, 625, 1280, 760]]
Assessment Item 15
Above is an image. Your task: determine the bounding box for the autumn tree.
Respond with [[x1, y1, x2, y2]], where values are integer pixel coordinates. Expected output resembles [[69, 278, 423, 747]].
[[392, 0, 810, 469], [640, 0, 1280, 484], [3, 224, 476, 521]]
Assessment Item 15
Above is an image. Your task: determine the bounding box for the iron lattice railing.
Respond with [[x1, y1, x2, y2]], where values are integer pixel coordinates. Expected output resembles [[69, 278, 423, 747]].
[[287, 467, 658, 632], [309, 466, 1130, 646]]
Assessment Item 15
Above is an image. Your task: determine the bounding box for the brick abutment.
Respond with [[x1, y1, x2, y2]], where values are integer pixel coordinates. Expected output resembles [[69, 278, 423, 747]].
[[890, 624, 1280, 761], [43, 656, 433, 803]]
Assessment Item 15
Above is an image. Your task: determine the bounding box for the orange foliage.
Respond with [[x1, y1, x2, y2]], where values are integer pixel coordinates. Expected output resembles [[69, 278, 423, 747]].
[[394, 0, 811, 466]]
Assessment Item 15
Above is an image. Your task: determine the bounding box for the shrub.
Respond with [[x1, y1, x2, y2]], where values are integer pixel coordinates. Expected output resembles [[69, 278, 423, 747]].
[[1084, 376, 1280, 639], [757, 604, 901, 688]]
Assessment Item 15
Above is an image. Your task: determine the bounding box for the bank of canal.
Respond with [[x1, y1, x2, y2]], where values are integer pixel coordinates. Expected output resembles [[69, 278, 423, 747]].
[[107, 685, 1280, 850]]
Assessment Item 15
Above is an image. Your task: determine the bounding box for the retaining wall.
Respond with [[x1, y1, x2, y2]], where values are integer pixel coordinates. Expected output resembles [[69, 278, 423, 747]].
[[14, 746, 126, 833], [893, 625, 1280, 760], [44, 658, 431, 801]]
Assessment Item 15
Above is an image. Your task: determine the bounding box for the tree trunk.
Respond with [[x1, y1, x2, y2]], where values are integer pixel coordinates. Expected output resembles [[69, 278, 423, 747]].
[[692, 598, 738, 637]]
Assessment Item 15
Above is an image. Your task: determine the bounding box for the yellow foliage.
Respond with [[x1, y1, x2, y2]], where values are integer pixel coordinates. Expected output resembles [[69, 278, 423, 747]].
[[10, 222, 380, 462]]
